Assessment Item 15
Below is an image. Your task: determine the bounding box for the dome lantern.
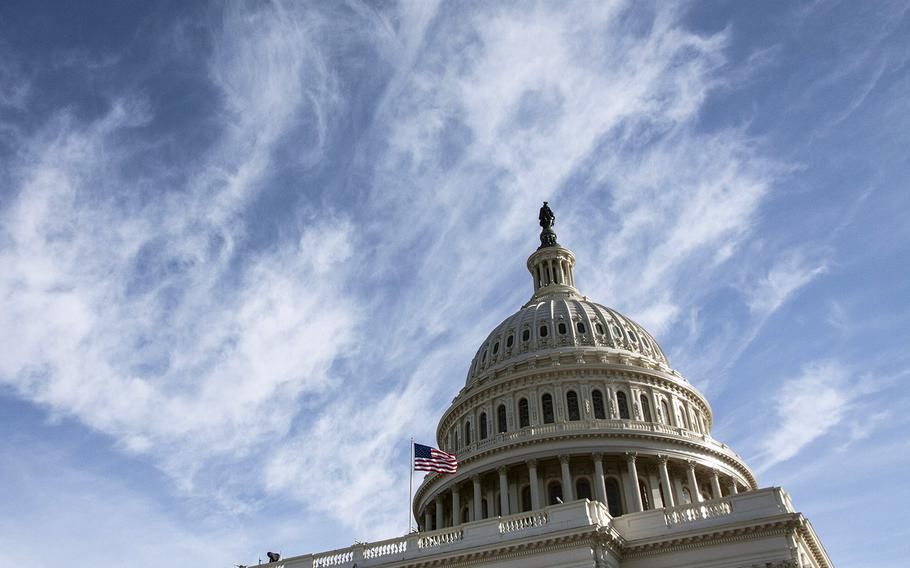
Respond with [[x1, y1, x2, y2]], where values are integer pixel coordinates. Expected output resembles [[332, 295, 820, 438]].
[[527, 202, 578, 300]]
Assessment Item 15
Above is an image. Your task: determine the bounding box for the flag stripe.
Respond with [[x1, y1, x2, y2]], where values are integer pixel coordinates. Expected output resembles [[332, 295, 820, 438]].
[[413, 442, 458, 474]]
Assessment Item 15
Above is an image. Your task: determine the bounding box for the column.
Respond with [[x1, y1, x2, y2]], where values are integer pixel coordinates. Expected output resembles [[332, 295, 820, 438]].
[[498, 466, 509, 516], [686, 461, 703, 503], [452, 487, 461, 526], [473, 476, 483, 521], [710, 470, 723, 501], [435, 496, 444, 530], [559, 455, 574, 502], [625, 453, 643, 512], [657, 455, 675, 508], [729, 480, 739, 494], [527, 459, 541, 510], [424, 508, 432, 532], [592, 453, 607, 504]]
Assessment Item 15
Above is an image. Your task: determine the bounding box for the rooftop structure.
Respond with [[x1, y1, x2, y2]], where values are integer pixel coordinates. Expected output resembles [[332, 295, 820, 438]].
[[267, 204, 833, 568]]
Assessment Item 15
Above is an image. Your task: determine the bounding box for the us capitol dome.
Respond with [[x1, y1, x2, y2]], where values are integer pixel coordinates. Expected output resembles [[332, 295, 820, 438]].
[[412, 201, 755, 526], [259, 203, 834, 568]]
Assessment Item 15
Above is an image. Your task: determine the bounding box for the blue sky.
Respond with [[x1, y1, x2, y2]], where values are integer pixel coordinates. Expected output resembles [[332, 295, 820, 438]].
[[0, 1, 908, 566]]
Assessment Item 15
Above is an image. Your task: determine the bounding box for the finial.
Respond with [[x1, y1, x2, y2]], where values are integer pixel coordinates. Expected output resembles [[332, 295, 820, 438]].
[[538, 201, 558, 248]]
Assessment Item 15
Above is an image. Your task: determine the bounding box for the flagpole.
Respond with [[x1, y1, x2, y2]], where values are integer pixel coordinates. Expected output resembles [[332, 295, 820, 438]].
[[408, 437, 414, 533]]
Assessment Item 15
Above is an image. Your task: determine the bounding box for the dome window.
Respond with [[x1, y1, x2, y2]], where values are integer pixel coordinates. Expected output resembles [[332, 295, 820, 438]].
[[518, 398, 530, 428], [592, 389, 606, 419], [640, 394, 653, 422], [522, 329, 530, 342], [611, 324, 622, 337], [539, 325, 549, 338], [642, 337, 650, 350], [481, 349, 487, 363], [606, 478, 623, 516], [576, 322, 586, 334], [506, 334, 514, 348], [628, 330, 639, 343], [492, 341, 499, 355], [558, 322, 567, 335], [566, 390, 580, 421], [616, 391, 630, 419], [497, 404, 507, 433], [595, 323, 605, 335], [541, 393, 555, 424], [464, 421, 471, 445], [479, 412, 488, 440]]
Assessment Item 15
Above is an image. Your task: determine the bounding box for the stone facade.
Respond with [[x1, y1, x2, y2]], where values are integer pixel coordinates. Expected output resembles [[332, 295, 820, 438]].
[[267, 226, 834, 568]]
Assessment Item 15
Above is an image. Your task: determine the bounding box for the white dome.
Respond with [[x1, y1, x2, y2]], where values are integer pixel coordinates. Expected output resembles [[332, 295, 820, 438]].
[[466, 298, 671, 386]]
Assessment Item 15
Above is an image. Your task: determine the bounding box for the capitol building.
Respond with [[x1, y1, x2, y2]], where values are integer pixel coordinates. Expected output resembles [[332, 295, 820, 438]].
[[268, 205, 833, 568]]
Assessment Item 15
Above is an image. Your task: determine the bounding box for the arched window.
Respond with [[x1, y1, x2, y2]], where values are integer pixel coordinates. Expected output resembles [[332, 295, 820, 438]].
[[520, 485, 532, 512], [575, 478, 592, 501], [595, 322, 605, 335], [541, 393, 555, 424], [506, 334, 514, 348], [558, 322, 567, 335], [640, 394, 652, 422], [518, 398, 530, 428], [497, 404, 507, 433], [576, 321, 586, 334], [592, 389, 606, 419], [639, 480, 651, 510], [547, 481, 563, 505], [492, 341, 499, 355], [566, 390, 581, 421], [617, 391, 630, 419], [605, 478, 623, 517], [660, 400, 671, 425], [522, 329, 530, 342], [479, 412, 488, 440], [539, 325, 549, 338], [464, 421, 471, 445]]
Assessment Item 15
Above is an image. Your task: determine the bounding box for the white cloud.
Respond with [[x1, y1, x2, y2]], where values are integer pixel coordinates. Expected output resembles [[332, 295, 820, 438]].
[[754, 360, 855, 472], [747, 249, 828, 315]]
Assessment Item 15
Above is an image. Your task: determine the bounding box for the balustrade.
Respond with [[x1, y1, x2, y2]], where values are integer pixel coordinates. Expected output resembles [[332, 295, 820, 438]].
[[417, 528, 463, 549], [664, 498, 733, 526], [362, 540, 407, 559], [312, 549, 354, 567], [499, 511, 549, 534]]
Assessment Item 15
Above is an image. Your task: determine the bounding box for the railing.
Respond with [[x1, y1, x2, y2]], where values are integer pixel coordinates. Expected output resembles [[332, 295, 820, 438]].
[[362, 540, 406, 559], [499, 511, 549, 534], [664, 498, 733, 526], [312, 549, 353, 567], [451, 419, 739, 463], [417, 528, 463, 549]]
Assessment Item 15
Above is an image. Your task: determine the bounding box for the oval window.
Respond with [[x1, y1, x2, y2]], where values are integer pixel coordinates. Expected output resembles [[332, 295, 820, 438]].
[[506, 335, 514, 348], [558, 322, 567, 335], [539, 325, 549, 338], [481, 349, 487, 363], [576, 322, 586, 334], [595, 323, 605, 335], [492, 342, 499, 354], [522, 329, 530, 341]]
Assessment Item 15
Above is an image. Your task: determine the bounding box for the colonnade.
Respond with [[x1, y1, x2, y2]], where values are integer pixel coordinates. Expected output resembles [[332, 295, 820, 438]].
[[418, 453, 743, 531]]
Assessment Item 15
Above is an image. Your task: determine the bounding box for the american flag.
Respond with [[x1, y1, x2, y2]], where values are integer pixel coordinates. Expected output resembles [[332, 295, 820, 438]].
[[413, 443, 457, 474]]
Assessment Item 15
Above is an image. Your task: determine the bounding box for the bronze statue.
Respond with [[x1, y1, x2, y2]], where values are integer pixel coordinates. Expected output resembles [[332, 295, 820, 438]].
[[538, 201, 558, 248], [539, 201, 555, 229]]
